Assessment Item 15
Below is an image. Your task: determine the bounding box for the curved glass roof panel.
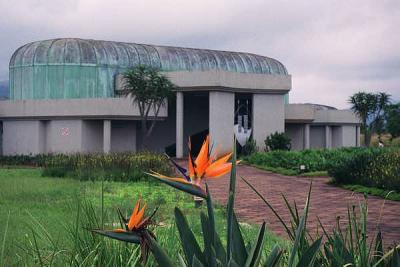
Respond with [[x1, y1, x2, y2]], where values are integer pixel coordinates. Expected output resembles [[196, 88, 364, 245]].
[[10, 38, 289, 75]]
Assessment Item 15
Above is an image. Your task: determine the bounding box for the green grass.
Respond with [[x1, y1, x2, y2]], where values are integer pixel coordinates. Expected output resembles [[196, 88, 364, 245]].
[[245, 162, 329, 178], [0, 168, 285, 266], [245, 163, 299, 176], [298, 171, 329, 177], [333, 183, 400, 201]]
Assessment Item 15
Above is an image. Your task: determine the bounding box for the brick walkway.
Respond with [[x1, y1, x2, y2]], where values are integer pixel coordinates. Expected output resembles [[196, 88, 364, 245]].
[[206, 165, 400, 247]]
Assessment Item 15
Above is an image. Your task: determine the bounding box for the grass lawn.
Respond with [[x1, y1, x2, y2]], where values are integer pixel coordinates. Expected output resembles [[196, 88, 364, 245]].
[[245, 162, 329, 177], [332, 183, 400, 201], [0, 167, 285, 266]]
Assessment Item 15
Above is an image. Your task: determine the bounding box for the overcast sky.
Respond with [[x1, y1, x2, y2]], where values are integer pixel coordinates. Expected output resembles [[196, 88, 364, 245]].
[[0, 0, 399, 108]]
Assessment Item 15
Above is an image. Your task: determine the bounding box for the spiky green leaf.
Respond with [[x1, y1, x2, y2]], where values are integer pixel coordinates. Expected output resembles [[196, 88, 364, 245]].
[[146, 172, 207, 198], [264, 245, 283, 267], [175, 207, 205, 265], [244, 222, 266, 267], [296, 237, 322, 267], [91, 229, 141, 243]]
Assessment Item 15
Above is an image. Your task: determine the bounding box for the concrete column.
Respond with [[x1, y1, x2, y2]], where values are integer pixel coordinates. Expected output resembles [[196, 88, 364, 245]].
[[325, 125, 331, 149], [304, 124, 310, 149], [252, 94, 285, 151], [209, 91, 234, 156], [103, 120, 111, 153], [356, 126, 360, 147], [176, 91, 184, 158]]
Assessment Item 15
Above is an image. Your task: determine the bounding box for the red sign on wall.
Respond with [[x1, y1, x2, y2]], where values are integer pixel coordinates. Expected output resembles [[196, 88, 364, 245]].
[[61, 127, 70, 136]]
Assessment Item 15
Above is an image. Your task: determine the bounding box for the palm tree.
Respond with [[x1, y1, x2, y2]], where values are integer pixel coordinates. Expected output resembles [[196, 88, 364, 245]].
[[349, 92, 391, 146], [122, 65, 175, 149]]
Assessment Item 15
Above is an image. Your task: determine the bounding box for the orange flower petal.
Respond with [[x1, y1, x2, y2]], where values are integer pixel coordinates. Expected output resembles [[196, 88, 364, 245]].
[[129, 204, 147, 230], [188, 138, 196, 178], [128, 199, 141, 230], [207, 152, 232, 170], [204, 163, 232, 178], [148, 171, 191, 184], [113, 228, 126, 233], [195, 136, 210, 177]]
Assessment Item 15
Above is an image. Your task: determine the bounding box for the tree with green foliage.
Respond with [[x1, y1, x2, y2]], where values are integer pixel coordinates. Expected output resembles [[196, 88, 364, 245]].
[[265, 131, 291, 151], [122, 65, 175, 148], [385, 103, 400, 139], [349, 92, 391, 147]]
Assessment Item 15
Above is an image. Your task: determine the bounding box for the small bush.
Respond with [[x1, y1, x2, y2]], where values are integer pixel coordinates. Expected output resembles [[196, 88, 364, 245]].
[[0, 154, 49, 166], [329, 148, 400, 191], [265, 132, 291, 151], [245, 147, 380, 175], [42, 152, 172, 182], [239, 138, 257, 156]]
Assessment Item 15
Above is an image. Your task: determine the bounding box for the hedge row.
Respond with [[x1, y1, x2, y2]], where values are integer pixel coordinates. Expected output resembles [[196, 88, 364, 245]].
[[42, 152, 173, 182], [245, 147, 400, 191], [0, 152, 172, 182], [244, 148, 364, 174], [329, 148, 400, 191]]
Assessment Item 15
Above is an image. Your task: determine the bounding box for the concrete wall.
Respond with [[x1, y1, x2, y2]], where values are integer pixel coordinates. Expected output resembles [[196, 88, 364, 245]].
[[331, 126, 343, 148], [117, 70, 291, 93], [285, 123, 304, 150], [46, 120, 83, 153], [253, 94, 285, 151], [310, 126, 325, 149], [3, 120, 45, 155], [342, 125, 357, 147], [209, 91, 234, 155], [82, 120, 103, 153], [0, 98, 168, 119], [111, 121, 137, 152]]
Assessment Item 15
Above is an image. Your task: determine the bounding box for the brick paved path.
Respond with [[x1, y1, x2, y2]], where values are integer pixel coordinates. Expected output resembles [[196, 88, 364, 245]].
[[206, 165, 400, 247]]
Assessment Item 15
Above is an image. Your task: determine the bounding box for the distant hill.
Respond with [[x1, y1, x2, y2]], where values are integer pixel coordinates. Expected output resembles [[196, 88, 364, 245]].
[[0, 80, 9, 99]]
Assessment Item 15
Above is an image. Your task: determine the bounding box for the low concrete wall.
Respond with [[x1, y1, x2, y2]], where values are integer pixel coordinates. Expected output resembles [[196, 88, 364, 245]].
[[116, 70, 291, 93], [3, 120, 44, 155], [285, 104, 315, 122], [310, 126, 325, 149], [82, 120, 103, 153], [111, 121, 137, 152], [253, 94, 285, 150], [209, 91, 234, 155], [0, 98, 168, 119], [46, 120, 83, 153], [285, 123, 304, 150], [342, 125, 357, 147]]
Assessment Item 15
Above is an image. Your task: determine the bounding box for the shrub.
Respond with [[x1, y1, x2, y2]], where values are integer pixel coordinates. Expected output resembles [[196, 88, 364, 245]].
[[329, 148, 400, 191], [245, 147, 382, 175], [239, 138, 257, 156], [0, 154, 49, 166], [42, 152, 172, 182], [265, 132, 291, 151]]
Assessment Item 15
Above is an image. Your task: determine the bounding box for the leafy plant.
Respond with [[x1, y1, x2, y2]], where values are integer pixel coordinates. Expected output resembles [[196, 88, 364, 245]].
[[121, 65, 176, 149], [265, 132, 292, 151], [242, 177, 400, 266], [240, 137, 257, 156], [329, 148, 400, 191], [349, 92, 391, 146], [42, 151, 172, 182]]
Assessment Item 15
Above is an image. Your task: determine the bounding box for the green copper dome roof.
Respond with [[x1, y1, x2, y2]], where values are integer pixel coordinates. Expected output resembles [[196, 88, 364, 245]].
[[9, 38, 289, 100], [10, 38, 288, 74]]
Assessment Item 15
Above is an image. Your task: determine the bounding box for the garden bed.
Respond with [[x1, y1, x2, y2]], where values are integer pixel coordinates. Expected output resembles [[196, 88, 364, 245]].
[[0, 167, 283, 266]]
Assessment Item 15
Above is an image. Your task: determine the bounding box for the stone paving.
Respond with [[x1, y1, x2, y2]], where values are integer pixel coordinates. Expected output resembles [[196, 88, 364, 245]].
[[206, 164, 400, 247]]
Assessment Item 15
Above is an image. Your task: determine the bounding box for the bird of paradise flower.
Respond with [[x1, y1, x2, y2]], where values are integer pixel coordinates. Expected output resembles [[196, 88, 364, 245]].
[[147, 135, 239, 198], [91, 198, 157, 263]]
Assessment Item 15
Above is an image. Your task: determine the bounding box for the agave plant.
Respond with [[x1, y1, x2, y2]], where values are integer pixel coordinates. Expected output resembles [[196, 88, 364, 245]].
[[145, 137, 284, 266], [242, 177, 400, 267]]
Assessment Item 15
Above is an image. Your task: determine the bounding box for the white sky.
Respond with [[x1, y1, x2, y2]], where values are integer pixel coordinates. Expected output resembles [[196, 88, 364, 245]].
[[0, 0, 399, 108]]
